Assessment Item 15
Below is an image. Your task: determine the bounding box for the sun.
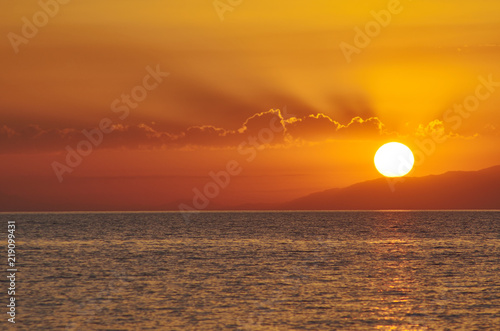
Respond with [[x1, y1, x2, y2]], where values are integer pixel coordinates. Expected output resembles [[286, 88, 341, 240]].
[[374, 142, 415, 177]]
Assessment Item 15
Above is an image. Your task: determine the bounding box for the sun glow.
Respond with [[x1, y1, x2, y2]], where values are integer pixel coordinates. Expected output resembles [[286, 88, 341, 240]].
[[374, 142, 415, 177]]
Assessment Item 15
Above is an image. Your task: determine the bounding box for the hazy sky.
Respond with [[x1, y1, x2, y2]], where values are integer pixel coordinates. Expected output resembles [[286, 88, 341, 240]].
[[1, 0, 499, 210]]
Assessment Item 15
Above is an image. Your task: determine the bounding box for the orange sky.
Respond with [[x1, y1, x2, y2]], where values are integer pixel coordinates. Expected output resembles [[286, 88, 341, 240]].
[[1, 0, 499, 210]]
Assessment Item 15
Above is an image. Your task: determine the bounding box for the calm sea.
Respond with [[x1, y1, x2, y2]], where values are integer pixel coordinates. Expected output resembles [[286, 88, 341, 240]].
[[3, 211, 500, 330]]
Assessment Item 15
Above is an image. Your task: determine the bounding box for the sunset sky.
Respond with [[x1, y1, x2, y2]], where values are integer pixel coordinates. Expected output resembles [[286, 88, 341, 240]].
[[1, 0, 499, 210]]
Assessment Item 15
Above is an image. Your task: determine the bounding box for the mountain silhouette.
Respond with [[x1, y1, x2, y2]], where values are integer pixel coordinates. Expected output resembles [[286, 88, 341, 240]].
[[280, 165, 500, 210]]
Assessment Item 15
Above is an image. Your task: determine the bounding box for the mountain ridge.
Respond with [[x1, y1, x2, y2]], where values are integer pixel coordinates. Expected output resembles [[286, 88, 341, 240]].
[[278, 165, 500, 210]]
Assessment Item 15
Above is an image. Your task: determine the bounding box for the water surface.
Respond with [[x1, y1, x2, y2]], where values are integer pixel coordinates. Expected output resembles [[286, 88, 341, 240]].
[[5, 211, 500, 330]]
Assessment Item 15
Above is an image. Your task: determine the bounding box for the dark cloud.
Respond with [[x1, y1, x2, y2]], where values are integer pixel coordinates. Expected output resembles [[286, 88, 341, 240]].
[[285, 114, 340, 141], [0, 111, 387, 154], [285, 114, 385, 141]]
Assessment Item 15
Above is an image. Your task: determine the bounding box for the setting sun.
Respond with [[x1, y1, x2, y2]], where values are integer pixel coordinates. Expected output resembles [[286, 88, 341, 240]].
[[374, 142, 415, 178]]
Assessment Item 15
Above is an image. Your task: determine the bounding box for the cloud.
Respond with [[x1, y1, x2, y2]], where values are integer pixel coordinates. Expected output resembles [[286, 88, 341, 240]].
[[175, 125, 236, 147], [285, 114, 385, 142], [415, 119, 479, 140], [285, 114, 340, 141], [0, 125, 81, 153], [336, 116, 385, 138], [1, 110, 390, 154], [415, 120, 446, 138], [240, 109, 286, 135], [175, 110, 287, 148], [102, 123, 174, 149]]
